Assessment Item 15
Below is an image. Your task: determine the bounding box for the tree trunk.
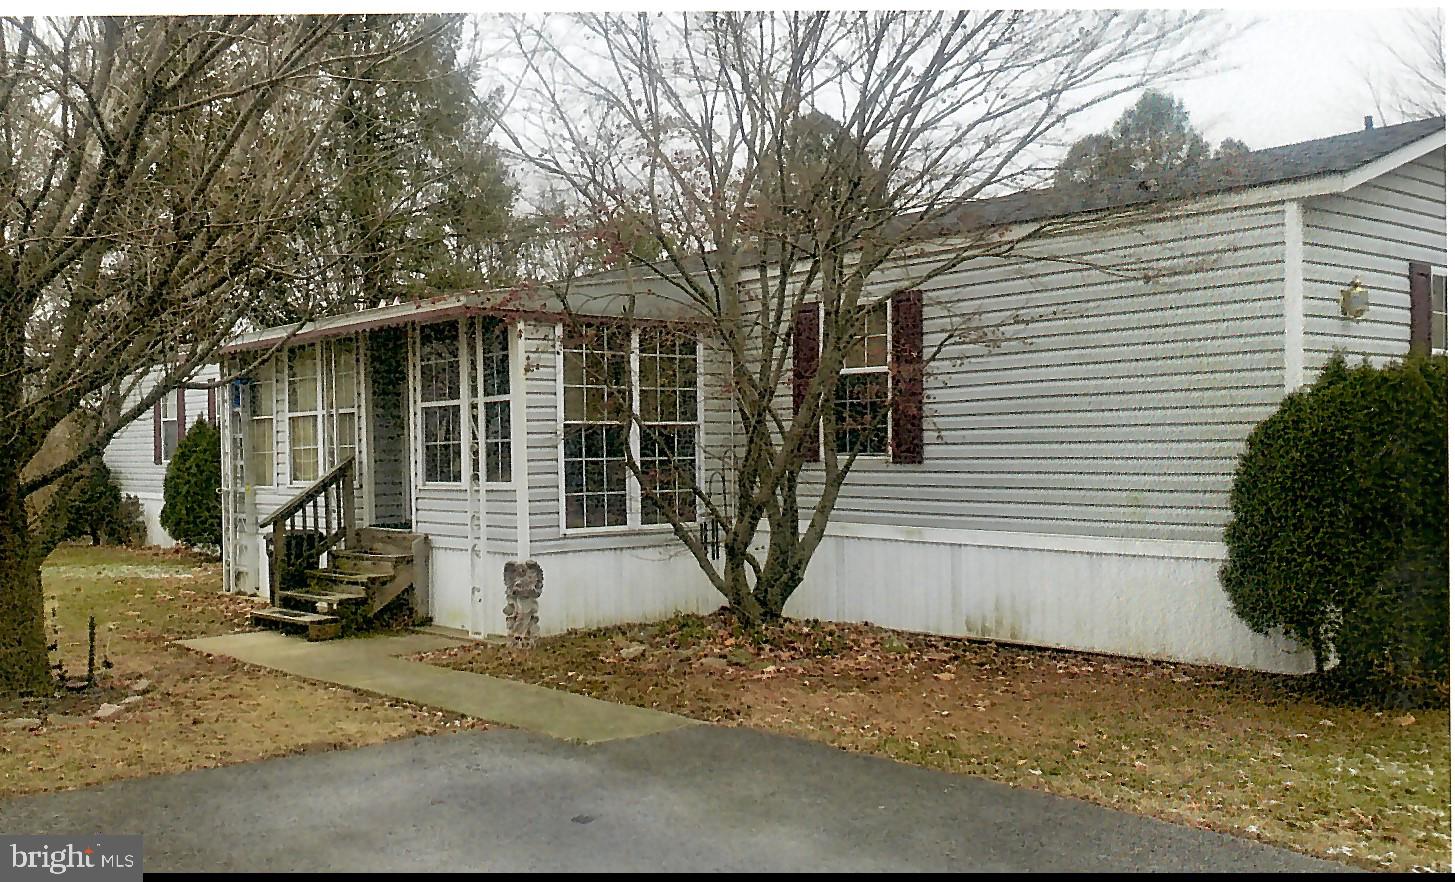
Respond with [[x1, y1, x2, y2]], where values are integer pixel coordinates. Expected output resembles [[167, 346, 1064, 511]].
[[0, 459, 52, 696], [721, 558, 764, 624], [756, 530, 806, 619]]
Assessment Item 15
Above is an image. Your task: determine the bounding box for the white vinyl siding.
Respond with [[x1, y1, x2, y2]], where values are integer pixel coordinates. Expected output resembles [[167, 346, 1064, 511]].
[[100, 364, 219, 546], [1302, 147, 1446, 376], [795, 202, 1291, 543]]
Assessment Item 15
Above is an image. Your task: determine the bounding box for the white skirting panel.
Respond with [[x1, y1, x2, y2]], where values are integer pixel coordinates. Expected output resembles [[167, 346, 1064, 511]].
[[132, 494, 175, 548], [785, 525, 1313, 674], [526, 543, 723, 636]]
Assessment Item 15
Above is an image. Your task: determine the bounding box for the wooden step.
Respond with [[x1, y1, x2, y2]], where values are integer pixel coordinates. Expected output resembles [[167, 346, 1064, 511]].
[[306, 568, 392, 591], [355, 527, 423, 556], [278, 588, 366, 615], [331, 549, 412, 576], [251, 607, 342, 641]]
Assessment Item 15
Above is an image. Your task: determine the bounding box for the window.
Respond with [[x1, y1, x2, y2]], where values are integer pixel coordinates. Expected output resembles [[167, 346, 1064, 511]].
[[419, 321, 464, 484], [159, 392, 181, 462], [560, 323, 700, 531], [832, 303, 891, 456], [325, 337, 358, 469], [471, 319, 512, 484], [247, 365, 275, 487], [287, 345, 321, 483], [1434, 271, 1447, 356], [638, 326, 698, 524], [562, 324, 630, 528]]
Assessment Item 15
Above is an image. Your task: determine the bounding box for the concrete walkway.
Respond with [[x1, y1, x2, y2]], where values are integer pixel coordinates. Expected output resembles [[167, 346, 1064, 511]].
[[179, 630, 693, 743], [0, 728, 1346, 872]]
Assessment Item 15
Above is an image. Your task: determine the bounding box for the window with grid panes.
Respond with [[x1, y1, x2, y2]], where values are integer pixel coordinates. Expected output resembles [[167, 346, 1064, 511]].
[[470, 319, 512, 483], [247, 364, 275, 486], [419, 321, 464, 484], [561, 324, 630, 528], [160, 392, 180, 461], [326, 337, 358, 470], [287, 345, 321, 482], [638, 326, 698, 524], [1434, 271, 1447, 356], [832, 302, 891, 456]]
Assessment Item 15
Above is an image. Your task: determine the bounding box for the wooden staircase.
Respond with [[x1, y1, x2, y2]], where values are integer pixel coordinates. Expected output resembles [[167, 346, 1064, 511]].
[[252, 529, 424, 640], [249, 456, 428, 640]]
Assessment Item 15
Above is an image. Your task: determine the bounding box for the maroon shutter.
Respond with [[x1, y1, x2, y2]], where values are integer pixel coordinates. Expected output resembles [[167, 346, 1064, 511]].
[[206, 386, 217, 424], [1410, 261, 1433, 356], [890, 289, 924, 465], [176, 388, 187, 442], [152, 400, 163, 465], [792, 303, 821, 463]]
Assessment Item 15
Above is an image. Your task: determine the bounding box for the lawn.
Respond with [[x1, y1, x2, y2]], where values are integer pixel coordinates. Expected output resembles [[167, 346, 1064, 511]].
[[0, 544, 483, 797], [422, 612, 1451, 872]]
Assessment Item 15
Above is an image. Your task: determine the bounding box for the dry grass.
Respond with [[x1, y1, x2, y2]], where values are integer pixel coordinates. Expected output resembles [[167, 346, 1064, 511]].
[[423, 612, 1451, 872], [0, 544, 484, 797]]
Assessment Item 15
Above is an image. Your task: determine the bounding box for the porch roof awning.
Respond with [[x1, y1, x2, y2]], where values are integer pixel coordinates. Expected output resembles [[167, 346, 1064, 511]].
[[221, 276, 708, 355], [220, 292, 493, 354]]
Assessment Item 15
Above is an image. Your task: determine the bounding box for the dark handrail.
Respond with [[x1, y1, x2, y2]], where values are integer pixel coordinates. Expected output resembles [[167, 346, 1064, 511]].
[[261, 455, 356, 528], [262, 455, 356, 606]]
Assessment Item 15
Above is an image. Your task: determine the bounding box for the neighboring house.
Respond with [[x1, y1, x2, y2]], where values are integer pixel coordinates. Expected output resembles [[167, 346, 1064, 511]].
[[108, 116, 1445, 670], [102, 364, 222, 547]]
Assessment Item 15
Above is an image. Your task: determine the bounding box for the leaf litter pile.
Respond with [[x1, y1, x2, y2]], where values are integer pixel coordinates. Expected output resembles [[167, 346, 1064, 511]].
[[422, 611, 1450, 872]]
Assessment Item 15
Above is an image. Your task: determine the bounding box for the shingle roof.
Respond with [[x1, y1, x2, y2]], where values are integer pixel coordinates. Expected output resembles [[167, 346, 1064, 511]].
[[941, 115, 1446, 232]]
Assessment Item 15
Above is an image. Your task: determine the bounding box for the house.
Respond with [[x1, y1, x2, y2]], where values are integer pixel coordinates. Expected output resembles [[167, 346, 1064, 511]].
[[103, 364, 222, 547], [109, 116, 1445, 669]]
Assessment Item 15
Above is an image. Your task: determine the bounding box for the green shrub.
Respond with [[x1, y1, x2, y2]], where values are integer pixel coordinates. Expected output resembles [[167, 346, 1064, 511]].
[[1220, 356, 1447, 705], [61, 458, 143, 546], [160, 418, 222, 549]]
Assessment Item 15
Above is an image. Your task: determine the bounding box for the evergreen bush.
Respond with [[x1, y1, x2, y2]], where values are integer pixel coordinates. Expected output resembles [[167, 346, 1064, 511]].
[[1220, 356, 1447, 706], [160, 418, 223, 549]]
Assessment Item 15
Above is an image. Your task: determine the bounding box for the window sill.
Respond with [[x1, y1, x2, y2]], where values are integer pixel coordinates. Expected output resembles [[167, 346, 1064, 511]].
[[418, 481, 468, 491], [560, 523, 679, 538]]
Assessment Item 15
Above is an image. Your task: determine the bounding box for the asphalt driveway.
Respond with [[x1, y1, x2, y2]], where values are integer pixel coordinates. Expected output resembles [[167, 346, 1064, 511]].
[[0, 726, 1344, 872]]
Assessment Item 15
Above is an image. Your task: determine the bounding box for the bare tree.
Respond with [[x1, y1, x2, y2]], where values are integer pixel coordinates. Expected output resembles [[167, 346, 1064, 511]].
[[1366, 9, 1445, 124], [494, 11, 1221, 625], [0, 15, 442, 694]]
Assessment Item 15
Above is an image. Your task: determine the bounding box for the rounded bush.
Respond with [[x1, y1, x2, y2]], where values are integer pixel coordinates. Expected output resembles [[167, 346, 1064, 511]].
[[160, 418, 222, 549], [1220, 356, 1447, 705], [62, 458, 143, 546]]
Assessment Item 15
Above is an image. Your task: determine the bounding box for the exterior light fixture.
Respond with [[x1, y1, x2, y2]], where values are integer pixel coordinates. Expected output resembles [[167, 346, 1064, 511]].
[[1340, 279, 1369, 319]]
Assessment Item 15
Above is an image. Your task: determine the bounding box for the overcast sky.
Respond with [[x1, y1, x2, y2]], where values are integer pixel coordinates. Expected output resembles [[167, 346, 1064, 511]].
[[36, 4, 1447, 155], [1068, 9, 1443, 149]]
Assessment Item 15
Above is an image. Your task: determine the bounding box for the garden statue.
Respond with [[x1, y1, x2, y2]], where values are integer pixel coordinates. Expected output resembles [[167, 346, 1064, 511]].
[[503, 560, 543, 648]]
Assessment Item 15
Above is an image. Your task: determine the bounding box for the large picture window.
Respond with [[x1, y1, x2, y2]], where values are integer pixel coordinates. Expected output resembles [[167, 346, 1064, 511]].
[[471, 319, 512, 484], [833, 303, 891, 457], [560, 323, 699, 531], [419, 321, 464, 484], [287, 345, 321, 482]]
